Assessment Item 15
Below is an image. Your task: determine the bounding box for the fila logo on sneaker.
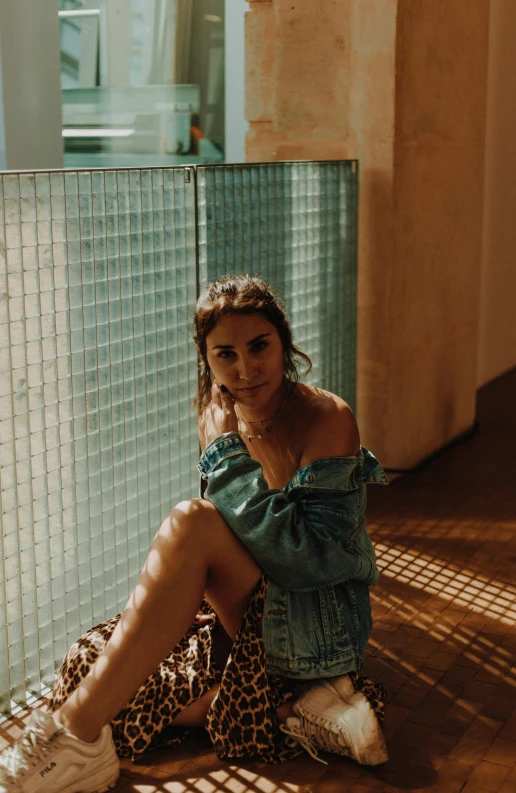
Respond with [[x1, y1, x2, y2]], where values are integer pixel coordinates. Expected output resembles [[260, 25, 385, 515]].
[[40, 762, 57, 778]]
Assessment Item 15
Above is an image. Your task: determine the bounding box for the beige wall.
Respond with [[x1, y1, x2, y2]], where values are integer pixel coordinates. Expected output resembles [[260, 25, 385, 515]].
[[246, 0, 490, 469], [387, 0, 489, 466], [478, 0, 516, 387]]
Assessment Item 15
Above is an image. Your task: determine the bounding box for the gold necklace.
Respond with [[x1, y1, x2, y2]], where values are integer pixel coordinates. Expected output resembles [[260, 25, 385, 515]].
[[235, 393, 289, 442]]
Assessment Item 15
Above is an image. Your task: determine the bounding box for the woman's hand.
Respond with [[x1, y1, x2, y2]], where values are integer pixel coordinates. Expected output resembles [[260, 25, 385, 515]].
[[201, 383, 239, 446]]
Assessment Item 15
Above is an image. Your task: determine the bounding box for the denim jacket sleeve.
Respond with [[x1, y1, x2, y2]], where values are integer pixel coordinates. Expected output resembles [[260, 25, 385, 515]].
[[197, 431, 384, 590]]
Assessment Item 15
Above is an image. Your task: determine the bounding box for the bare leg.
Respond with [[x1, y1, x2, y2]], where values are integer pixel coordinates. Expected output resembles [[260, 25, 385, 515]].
[[54, 499, 262, 742]]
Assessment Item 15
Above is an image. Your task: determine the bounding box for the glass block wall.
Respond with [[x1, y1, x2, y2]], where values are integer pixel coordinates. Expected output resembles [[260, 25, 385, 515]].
[[0, 161, 357, 716], [0, 169, 199, 714], [197, 162, 358, 406]]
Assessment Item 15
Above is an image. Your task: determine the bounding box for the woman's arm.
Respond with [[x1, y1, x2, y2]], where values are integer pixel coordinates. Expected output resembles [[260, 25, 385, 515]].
[[199, 409, 381, 590], [201, 450, 359, 589], [198, 385, 380, 589]]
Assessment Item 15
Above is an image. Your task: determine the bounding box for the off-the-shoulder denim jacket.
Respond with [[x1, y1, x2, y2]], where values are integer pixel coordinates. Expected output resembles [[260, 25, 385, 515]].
[[198, 432, 387, 679]]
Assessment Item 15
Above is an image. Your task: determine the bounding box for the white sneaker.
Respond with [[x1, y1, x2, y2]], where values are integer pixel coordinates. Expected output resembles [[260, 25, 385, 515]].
[[0, 709, 119, 793], [280, 678, 389, 766]]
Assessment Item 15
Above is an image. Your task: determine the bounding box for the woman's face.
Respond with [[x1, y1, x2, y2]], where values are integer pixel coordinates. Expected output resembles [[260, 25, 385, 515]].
[[205, 312, 285, 407]]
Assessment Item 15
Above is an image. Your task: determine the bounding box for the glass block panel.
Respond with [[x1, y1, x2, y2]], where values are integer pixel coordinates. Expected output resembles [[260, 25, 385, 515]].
[[0, 168, 198, 716], [0, 160, 357, 718], [196, 162, 358, 407]]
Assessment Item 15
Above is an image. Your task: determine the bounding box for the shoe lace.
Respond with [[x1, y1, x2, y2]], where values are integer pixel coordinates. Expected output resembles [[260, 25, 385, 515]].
[[0, 720, 51, 779], [280, 721, 328, 765], [280, 713, 352, 765]]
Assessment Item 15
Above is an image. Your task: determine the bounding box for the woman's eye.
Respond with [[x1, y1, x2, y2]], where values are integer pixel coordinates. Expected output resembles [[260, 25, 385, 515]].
[[216, 341, 268, 360]]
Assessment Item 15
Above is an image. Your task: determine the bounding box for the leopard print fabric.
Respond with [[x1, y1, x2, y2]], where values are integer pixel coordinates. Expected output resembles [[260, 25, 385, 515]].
[[204, 578, 301, 763], [48, 577, 385, 762]]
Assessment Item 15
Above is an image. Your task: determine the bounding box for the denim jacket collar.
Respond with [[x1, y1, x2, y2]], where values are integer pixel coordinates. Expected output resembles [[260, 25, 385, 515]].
[[198, 431, 387, 492], [284, 447, 388, 494]]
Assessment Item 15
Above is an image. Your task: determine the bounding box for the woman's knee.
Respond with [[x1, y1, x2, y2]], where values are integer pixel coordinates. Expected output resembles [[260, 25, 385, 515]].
[[169, 497, 220, 525], [162, 498, 224, 547], [166, 498, 256, 569]]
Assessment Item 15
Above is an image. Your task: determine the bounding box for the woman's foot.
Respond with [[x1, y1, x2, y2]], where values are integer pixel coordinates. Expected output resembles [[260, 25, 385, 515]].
[[0, 709, 119, 793]]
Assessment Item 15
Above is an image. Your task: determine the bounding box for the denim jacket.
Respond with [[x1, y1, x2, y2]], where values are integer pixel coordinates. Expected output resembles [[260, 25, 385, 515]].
[[198, 432, 387, 679]]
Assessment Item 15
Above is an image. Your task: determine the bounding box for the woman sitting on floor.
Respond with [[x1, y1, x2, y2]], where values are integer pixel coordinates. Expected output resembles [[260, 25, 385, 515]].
[[0, 274, 388, 793]]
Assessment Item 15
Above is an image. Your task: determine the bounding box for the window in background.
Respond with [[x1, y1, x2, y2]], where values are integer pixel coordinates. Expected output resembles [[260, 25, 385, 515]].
[[58, 0, 225, 167]]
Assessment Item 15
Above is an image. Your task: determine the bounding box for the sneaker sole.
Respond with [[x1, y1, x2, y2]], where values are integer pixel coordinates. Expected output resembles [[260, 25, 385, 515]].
[[60, 764, 119, 793], [82, 779, 118, 793]]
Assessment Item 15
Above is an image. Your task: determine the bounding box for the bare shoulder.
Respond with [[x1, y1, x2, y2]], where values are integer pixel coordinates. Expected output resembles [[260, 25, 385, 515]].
[[295, 385, 360, 467]]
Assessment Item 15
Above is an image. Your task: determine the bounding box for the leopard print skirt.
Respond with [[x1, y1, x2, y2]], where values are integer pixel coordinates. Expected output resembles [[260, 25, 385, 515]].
[[48, 577, 385, 763]]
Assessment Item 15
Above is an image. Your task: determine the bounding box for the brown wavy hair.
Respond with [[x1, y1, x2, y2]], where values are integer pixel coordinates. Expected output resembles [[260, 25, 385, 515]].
[[193, 274, 312, 414]]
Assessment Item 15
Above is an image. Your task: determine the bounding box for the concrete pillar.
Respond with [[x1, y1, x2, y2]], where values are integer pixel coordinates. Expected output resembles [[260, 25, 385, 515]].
[[478, 0, 516, 387], [246, 0, 490, 469], [0, 0, 63, 170], [225, 0, 247, 163]]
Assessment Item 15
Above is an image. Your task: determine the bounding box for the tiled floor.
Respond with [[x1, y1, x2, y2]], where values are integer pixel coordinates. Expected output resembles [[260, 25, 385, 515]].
[[2, 368, 516, 792]]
